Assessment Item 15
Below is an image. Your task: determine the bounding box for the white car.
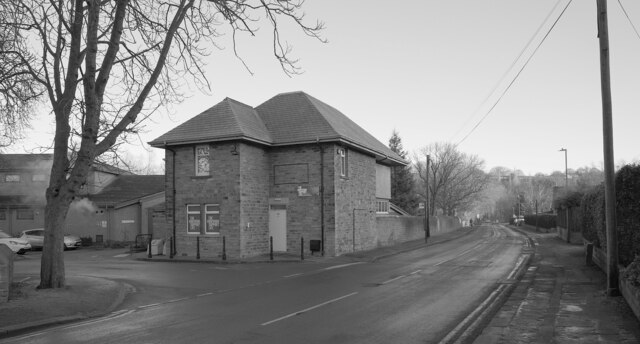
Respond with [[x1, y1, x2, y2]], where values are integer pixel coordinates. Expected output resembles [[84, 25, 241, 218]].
[[20, 228, 82, 250], [0, 231, 32, 254]]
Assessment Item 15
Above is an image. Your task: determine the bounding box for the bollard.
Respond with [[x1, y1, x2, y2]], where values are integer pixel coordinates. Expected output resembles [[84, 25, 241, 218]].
[[301, 237, 304, 261], [147, 239, 152, 259], [270, 236, 274, 261], [586, 243, 594, 266], [169, 236, 174, 259], [222, 236, 227, 261], [196, 236, 200, 260]]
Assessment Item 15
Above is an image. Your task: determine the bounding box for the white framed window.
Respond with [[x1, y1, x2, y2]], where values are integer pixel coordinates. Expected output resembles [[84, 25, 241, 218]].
[[376, 200, 389, 214], [195, 145, 210, 176], [17, 209, 34, 220], [187, 204, 202, 234], [32, 174, 46, 182], [205, 204, 220, 234], [338, 148, 347, 177], [5, 174, 20, 182]]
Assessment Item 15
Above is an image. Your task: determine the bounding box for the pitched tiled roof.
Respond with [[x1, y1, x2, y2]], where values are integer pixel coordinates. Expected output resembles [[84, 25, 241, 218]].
[[257, 92, 404, 164], [149, 92, 406, 165], [149, 98, 272, 146], [90, 175, 165, 205]]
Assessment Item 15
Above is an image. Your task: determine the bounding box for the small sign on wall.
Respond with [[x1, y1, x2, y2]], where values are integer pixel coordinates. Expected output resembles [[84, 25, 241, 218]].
[[122, 220, 135, 224]]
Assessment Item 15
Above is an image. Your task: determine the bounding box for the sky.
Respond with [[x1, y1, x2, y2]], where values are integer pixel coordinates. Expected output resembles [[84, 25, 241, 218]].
[[7, 0, 640, 175]]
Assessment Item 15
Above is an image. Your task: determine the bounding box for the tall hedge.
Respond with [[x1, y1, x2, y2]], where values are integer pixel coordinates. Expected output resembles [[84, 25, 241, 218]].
[[580, 164, 640, 266], [524, 213, 556, 229], [616, 164, 640, 266], [580, 184, 605, 248]]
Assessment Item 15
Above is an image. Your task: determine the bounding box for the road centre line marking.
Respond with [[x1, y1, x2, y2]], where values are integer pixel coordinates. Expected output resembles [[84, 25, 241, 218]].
[[166, 297, 189, 303], [409, 270, 421, 275], [113, 253, 129, 258], [322, 262, 364, 271], [138, 302, 162, 309], [381, 275, 406, 285], [197, 292, 214, 297], [434, 243, 483, 266], [283, 273, 303, 278], [261, 292, 358, 326]]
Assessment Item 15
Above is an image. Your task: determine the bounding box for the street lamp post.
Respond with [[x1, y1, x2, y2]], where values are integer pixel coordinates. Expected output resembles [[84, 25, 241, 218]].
[[559, 148, 568, 188], [424, 154, 431, 242], [559, 148, 570, 243]]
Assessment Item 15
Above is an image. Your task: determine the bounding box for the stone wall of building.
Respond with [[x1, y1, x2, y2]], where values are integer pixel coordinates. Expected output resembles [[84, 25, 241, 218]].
[[332, 146, 377, 255], [170, 143, 243, 259], [239, 143, 271, 258]]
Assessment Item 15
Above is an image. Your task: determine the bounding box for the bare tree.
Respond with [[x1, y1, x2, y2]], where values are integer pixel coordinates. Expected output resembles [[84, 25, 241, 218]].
[[415, 142, 490, 216], [0, 0, 323, 288]]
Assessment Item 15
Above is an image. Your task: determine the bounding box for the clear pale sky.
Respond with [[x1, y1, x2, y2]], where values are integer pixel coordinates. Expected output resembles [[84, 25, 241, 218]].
[[9, 0, 640, 175]]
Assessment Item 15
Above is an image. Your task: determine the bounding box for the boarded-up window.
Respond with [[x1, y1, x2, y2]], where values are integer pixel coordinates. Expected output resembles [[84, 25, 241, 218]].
[[274, 164, 309, 185]]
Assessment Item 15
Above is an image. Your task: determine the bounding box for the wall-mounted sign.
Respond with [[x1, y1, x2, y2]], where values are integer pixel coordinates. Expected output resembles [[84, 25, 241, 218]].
[[122, 220, 135, 224]]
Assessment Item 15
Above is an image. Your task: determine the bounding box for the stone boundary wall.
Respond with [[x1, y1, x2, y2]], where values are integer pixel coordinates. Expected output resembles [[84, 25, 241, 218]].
[[585, 241, 640, 322], [375, 215, 462, 247], [0, 244, 14, 303]]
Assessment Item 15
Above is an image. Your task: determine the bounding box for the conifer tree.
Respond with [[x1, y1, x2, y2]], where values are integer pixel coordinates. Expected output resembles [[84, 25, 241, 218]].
[[388, 130, 418, 214]]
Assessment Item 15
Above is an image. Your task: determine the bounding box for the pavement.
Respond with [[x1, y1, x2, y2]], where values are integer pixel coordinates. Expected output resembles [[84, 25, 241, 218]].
[[473, 224, 640, 344]]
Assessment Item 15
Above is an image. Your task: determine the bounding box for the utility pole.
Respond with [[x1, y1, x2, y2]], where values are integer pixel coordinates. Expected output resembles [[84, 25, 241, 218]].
[[597, 0, 618, 296], [425, 154, 431, 242], [559, 148, 568, 188]]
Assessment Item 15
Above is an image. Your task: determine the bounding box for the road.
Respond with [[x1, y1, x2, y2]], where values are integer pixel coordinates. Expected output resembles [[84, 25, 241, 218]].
[[5, 224, 527, 344]]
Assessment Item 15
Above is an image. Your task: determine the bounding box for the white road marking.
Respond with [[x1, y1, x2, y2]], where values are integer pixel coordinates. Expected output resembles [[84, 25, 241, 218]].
[[197, 292, 214, 297], [380, 275, 406, 285], [409, 270, 422, 275], [434, 243, 483, 266], [166, 297, 189, 303], [283, 273, 303, 278], [261, 292, 358, 326], [113, 254, 129, 258], [322, 262, 364, 271], [138, 302, 162, 309], [18, 276, 31, 283]]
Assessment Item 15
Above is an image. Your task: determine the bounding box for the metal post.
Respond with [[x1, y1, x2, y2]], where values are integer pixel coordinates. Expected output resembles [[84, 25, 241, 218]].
[[222, 236, 227, 261], [597, 0, 618, 296], [535, 199, 539, 232], [196, 236, 200, 259], [270, 236, 273, 261], [169, 236, 174, 259], [147, 239, 152, 259], [301, 237, 304, 261]]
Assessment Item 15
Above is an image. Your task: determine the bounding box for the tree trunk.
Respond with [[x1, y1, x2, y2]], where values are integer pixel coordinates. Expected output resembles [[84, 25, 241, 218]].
[[39, 186, 72, 289]]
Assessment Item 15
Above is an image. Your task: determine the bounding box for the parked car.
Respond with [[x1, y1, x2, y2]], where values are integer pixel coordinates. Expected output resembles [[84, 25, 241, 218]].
[[0, 231, 32, 254], [20, 228, 82, 250]]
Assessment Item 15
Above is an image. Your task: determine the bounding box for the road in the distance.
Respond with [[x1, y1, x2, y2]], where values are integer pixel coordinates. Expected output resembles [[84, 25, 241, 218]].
[[5, 224, 526, 344]]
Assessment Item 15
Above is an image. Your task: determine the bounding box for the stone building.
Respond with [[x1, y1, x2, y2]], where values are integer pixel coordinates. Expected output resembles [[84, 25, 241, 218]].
[[149, 91, 406, 259]]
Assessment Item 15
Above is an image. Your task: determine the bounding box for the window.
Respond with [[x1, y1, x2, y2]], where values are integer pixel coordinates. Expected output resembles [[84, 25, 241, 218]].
[[17, 209, 34, 220], [32, 174, 47, 182], [376, 200, 389, 214], [187, 204, 201, 234], [338, 148, 347, 177], [0, 210, 5, 220], [195, 145, 210, 176], [187, 204, 221, 234], [5, 174, 20, 182], [205, 204, 220, 234]]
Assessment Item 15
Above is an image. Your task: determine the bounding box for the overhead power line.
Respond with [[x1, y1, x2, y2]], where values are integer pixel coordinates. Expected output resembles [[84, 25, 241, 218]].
[[617, 0, 640, 42], [449, 0, 564, 142], [454, 0, 574, 147]]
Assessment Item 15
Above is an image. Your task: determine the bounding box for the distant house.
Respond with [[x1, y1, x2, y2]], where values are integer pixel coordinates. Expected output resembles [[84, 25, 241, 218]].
[[150, 91, 407, 259], [0, 153, 165, 243], [0, 154, 52, 235], [66, 175, 165, 244]]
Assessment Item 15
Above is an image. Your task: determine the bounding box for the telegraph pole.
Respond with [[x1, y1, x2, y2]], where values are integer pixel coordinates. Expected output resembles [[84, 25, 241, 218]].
[[425, 154, 431, 242], [596, 0, 618, 296]]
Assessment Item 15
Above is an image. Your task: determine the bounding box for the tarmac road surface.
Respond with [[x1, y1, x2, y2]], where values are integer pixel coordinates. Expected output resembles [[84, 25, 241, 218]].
[[4, 224, 527, 344]]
